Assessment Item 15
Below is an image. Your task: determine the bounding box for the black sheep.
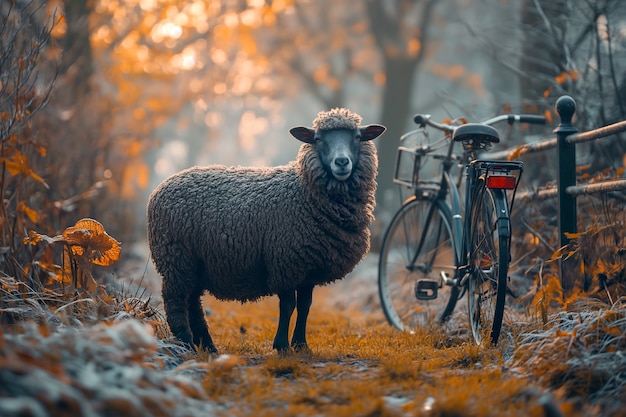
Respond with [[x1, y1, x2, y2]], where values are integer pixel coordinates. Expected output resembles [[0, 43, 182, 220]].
[[147, 108, 385, 353]]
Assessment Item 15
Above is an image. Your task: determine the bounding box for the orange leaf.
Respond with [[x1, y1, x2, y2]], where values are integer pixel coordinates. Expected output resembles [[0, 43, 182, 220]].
[[407, 39, 421, 57], [2, 150, 29, 176], [543, 86, 553, 98], [17, 201, 39, 224], [1, 151, 48, 188], [554, 72, 568, 84], [543, 109, 553, 124], [23, 230, 59, 246], [62, 218, 121, 266]]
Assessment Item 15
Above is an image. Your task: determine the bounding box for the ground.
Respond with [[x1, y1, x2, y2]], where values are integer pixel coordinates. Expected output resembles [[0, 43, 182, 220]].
[[1, 244, 623, 417]]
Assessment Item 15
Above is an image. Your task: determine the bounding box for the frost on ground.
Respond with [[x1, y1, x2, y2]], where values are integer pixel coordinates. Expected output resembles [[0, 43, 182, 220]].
[[514, 299, 626, 404], [0, 320, 217, 417], [1, 238, 623, 416]]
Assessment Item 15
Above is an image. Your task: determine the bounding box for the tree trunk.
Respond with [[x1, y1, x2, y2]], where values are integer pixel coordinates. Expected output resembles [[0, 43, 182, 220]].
[[59, 0, 93, 99], [376, 57, 418, 215], [365, 0, 437, 221]]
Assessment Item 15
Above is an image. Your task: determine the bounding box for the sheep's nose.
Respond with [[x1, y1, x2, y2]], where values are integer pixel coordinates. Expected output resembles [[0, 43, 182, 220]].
[[335, 157, 349, 168]]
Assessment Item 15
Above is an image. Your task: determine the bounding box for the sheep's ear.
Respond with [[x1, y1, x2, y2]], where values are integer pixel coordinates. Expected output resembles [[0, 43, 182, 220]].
[[359, 124, 386, 141], [290, 126, 316, 144]]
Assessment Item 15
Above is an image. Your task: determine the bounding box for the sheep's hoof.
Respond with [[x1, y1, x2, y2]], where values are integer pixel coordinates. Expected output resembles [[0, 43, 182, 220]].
[[291, 341, 310, 353], [200, 344, 219, 355], [273, 341, 290, 352]]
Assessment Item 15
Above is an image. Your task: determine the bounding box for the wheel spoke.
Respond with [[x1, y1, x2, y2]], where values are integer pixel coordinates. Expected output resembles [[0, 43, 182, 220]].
[[379, 198, 460, 332], [467, 186, 509, 345]]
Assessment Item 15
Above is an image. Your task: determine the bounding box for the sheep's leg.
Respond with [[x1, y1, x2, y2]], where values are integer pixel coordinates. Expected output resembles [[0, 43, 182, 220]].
[[273, 290, 295, 352], [188, 288, 218, 353], [162, 286, 195, 349], [291, 284, 313, 350]]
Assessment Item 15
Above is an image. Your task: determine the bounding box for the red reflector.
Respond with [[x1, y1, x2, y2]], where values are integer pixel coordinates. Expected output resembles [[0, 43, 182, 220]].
[[486, 175, 516, 189]]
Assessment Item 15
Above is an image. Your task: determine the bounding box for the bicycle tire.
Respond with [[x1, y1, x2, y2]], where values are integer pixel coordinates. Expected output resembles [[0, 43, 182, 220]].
[[378, 196, 460, 332], [467, 184, 509, 345]]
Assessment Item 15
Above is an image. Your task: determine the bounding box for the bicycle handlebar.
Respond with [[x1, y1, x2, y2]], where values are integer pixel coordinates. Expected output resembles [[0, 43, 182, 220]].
[[484, 114, 547, 125], [413, 113, 547, 132], [413, 114, 455, 133]]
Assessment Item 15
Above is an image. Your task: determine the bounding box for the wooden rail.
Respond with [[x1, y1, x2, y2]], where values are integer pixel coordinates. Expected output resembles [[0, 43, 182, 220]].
[[487, 96, 626, 287], [492, 96, 626, 247]]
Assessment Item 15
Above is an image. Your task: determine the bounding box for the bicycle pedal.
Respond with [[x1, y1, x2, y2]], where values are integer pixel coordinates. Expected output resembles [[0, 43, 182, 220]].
[[415, 280, 438, 300], [440, 271, 456, 286]]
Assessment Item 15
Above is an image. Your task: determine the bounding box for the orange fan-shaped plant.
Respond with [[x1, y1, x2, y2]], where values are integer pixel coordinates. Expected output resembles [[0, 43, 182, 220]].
[[24, 218, 121, 292]]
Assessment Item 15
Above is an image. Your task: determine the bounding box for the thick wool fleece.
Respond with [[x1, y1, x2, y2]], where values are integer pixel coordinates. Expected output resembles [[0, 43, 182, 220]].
[[313, 107, 361, 131], [146, 140, 377, 304]]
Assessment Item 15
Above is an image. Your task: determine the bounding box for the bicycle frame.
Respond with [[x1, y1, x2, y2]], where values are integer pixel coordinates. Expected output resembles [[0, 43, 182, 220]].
[[412, 140, 525, 333], [379, 112, 545, 344], [414, 122, 525, 289]]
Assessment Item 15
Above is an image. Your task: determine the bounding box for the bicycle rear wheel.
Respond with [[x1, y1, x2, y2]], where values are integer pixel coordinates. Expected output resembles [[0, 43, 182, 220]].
[[467, 184, 509, 345], [378, 196, 460, 332]]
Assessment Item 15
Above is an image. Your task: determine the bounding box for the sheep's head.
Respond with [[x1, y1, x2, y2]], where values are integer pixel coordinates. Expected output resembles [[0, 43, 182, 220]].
[[290, 108, 386, 181]]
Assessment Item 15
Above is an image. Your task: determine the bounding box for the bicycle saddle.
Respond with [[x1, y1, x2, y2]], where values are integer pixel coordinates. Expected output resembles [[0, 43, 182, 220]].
[[453, 123, 500, 143]]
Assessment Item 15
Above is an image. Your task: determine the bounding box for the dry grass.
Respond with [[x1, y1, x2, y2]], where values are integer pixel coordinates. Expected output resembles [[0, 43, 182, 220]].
[[514, 298, 626, 403], [192, 286, 587, 417], [1, 261, 624, 416], [2, 193, 626, 416]]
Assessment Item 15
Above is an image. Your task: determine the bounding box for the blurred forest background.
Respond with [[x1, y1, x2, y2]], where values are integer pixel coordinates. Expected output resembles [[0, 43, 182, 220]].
[[2, 0, 626, 295], [2, 1, 626, 415]]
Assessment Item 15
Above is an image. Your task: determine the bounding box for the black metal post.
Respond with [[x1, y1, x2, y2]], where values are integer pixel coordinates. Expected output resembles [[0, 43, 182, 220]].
[[554, 95, 578, 247]]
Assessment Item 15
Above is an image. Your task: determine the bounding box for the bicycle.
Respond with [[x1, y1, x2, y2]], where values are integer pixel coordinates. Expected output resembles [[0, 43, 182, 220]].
[[378, 112, 546, 345]]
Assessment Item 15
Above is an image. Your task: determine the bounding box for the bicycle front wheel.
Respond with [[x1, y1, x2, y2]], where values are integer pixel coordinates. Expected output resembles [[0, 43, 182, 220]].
[[378, 196, 460, 332], [467, 184, 509, 345]]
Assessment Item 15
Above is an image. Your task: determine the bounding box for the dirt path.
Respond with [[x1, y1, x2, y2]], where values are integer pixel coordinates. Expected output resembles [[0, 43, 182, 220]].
[[150, 254, 568, 416], [114, 244, 611, 417]]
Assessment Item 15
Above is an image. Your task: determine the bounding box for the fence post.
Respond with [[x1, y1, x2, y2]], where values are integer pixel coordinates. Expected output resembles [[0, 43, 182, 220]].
[[554, 95, 578, 289]]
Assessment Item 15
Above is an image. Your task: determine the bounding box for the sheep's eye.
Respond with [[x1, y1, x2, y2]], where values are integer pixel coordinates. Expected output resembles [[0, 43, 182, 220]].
[[355, 135, 362, 141]]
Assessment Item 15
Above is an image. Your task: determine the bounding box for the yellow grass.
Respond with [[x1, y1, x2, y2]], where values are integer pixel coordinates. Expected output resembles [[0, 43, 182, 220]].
[[196, 285, 585, 417]]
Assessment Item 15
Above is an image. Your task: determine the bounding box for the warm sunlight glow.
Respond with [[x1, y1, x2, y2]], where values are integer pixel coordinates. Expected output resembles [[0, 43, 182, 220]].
[[120, 30, 139, 49], [138, 0, 158, 11], [186, 1, 210, 33], [224, 12, 239, 28], [93, 26, 114, 45], [213, 83, 227, 95], [238, 111, 268, 154], [151, 22, 183, 42], [136, 45, 149, 61], [271, 0, 292, 13], [240, 9, 262, 27], [155, 140, 189, 178], [204, 112, 223, 128], [211, 48, 228, 65], [190, 79, 203, 93], [50, 14, 67, 38], [172, 48, 198, 71]]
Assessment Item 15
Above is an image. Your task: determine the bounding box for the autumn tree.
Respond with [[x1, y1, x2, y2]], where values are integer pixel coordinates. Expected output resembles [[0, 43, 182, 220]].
[[168, 0, 443, 218], [221, 0, 441, 216]]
